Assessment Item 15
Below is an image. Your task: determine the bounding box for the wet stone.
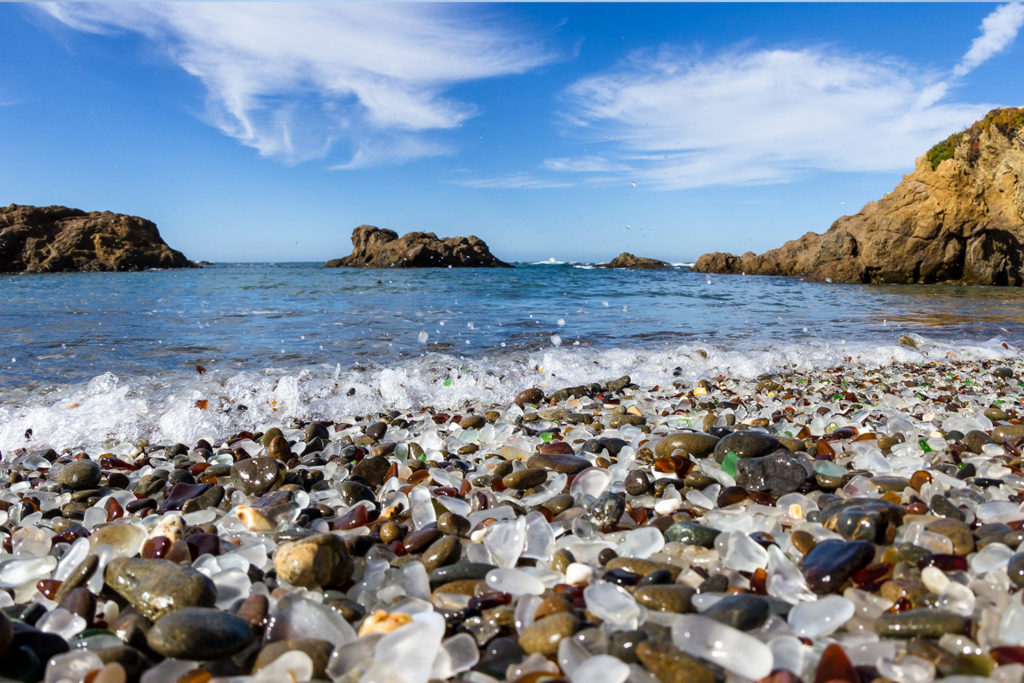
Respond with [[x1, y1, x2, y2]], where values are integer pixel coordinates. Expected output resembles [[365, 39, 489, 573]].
[[632, 585, 695, 613], [518, 611, 576, 656], [147, 607, 253, 659], [160, 482, 212, 512], [624, 469, 651, 496], [253, 638, 334, 679], [105, 557, 216, 621], [352, 455, 391, 486], [701, 593, 770, 631], [337, 480, 376, 506], [1008, 553, 1024, 588], [664, 521, 721, 548], [437, 512, 470, 536], [56, 460, 102, 490], [821, 497, 904, 543], [429, 562, 496, 586], [713, 430, 779, 463], [476, 636, 524, 678], [230, 457, 285, 496], [587, 492, 625, 527], [421, 535, 462, 572], [526, 452, 590, 474], [502, 468, 547, 490], [926, 518, 975, 555], [273, 532, 353, 588], [734, 450, 810, 495], [608, 629, 647, 664], [655, 431, 720, 458], [267, 435, 292, 460], [801, 539, 875, 594], [636, 640, 715, 683], [874, 609, 968, 638]]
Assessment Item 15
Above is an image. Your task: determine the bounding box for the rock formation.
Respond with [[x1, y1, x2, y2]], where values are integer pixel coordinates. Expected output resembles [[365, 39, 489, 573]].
[[325, 225, 511, 268], [0, 204, 193, 273], [694, 107, 1024, 285], [596, 252, 670, 270]]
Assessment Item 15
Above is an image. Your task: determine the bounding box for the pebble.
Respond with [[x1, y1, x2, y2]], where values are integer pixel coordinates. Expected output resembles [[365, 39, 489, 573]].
[[230, 456, 285, 496], [712, 430, 779, 462], [526, 452, 591, 474], [518, 612, 576, 656], [421, 535, 462, 572], [147, 607, 253, 659], [874, 609, 969, 638], [635, 641, 715, 683], [700, 593, 771, 631], [632, 585, 695, 613], [56, 460, 102, 490], [502, 468, 547, 490], [801, 539, 875, 594], [253, 638, 334, 679], [104, 557, 216, 620], [272, 532, 353, 588], [655, 431, 719, 458]]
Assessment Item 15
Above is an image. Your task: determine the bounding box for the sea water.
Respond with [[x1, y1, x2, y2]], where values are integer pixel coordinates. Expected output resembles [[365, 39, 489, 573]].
[[1, 262, 1022, 452]]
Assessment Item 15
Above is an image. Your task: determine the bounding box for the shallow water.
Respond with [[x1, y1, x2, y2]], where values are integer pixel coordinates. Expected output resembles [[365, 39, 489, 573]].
[[1, 263, 1022, 451]]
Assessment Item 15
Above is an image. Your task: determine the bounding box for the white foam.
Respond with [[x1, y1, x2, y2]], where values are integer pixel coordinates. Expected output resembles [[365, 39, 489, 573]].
[[0, 336, 1016, 453]]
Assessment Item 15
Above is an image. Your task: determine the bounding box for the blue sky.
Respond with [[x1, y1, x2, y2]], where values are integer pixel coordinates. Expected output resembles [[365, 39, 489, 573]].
[[2, 3, 1023, 263]]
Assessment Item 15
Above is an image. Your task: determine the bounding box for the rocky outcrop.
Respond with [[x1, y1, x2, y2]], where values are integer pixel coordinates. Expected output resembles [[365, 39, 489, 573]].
[[0, 204, 193, 273], [694, 108, 1024, 285], [596, 252, 670, 270], [325, 225, 511, 268]]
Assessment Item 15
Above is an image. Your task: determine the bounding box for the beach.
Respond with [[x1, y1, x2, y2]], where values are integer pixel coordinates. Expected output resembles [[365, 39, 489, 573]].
[[1, 311, 1023, 681]]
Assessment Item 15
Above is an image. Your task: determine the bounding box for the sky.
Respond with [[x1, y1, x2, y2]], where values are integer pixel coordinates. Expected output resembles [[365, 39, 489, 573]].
[[1, 3, 1023, 263]]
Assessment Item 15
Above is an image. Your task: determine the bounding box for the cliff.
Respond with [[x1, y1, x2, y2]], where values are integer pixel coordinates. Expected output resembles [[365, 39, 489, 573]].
[[0, 205, 193, 273], [694, 108, 1024, 285], [325, 225, 511, 268], [596, 252, 670, 270]]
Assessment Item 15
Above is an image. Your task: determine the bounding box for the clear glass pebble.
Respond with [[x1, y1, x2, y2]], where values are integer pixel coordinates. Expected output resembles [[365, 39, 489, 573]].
[[570, 654, 629, 683], [787, 595, 854, 637], [671, 614, 773, 680], [45, 650, 103, 683], [584, 583, 641, 630], [486, 567, 545, 596]]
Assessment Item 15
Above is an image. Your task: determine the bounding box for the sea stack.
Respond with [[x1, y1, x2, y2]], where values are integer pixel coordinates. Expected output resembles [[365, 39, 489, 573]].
[[694, 107, 1024, 285], [325, 225, 511, 268], [0, 204, 194, 273], [596, 252, 670, 270]]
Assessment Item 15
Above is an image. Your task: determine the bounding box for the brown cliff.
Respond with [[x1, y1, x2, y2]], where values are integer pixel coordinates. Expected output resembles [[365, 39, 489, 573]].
[[0, 204, 193, 273], [325, 225, 511, 268], [596, 252, 670, 270], [694, 108, 1024, 285]]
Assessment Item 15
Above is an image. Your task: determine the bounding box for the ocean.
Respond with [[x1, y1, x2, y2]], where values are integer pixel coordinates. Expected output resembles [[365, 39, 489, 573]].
[[2, 262, 1023, 453]]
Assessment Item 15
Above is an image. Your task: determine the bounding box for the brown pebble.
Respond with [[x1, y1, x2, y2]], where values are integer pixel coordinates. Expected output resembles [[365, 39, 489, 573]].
[[236, 594, 269, 632], [790, 530, 817, 556]]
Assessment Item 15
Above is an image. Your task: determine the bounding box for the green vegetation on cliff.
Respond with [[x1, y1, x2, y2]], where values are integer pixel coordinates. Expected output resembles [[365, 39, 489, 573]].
[[927, 107, 1024, 171]]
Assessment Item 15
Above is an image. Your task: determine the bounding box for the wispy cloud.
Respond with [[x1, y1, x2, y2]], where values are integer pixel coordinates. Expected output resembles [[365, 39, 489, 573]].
[[453, 172, 575, 190], [42, 3, 555, 167], [954, 2, 1024, 76], [547, 4, 1022, 190]]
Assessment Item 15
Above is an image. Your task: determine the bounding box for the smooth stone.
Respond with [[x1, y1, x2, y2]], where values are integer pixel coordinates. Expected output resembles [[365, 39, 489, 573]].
[[351, 456, 391, 487], [820, 497, 904, 543], [713, 431, 779, 463], [230, 457, 285, 496], [655, 431, 719, 458], [514, 388, 544, 406], [429, 562, 496, 586], [421, 535, 462, 573], [623, 470, 651, 496], [605, 558, 681, 580], [526, 452, 590, 474], [801, 539, 875, 594], [159, 482, 212, 512], [53, 554, 99, 604], [57, 587, 96, 623], [96, 646, 151, 682], [518, 612, 576, 656], [273, 533, 353, 588], [701, 593, 770, 631], [636, 640, 715, 683], [607, 629, 647, 665], [105, 557, 216, 621], [734, 450, 810, 495], [588, 492, 625, 527], [874, 609, 968, 638], [437, 512, 470, 536], [926, 518, 975, 555], [268, 435, 292, 459], [147, 607, 253, 659], [632, 585, 695, 613], [536, 440, 575, 455], [337, 480, 376, 506], [502, 468, 547, 490], [476, 636, 525, 678], [57, 460, 102, 490], [253, 638, 333, 679], [663, 521, 720, 548], [992, 424, 1024, 442], [962, 430, 994, 454], [1009, 553, 1024, 588]]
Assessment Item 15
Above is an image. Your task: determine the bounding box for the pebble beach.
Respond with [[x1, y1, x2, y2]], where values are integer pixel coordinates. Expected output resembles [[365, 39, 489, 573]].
[[2, 349, 1024, 683]]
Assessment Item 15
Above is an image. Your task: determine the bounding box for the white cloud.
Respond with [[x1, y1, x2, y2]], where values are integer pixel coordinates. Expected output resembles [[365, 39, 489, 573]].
[[551, 46, 993, 189], [42, 3, 555, 166], [954, 2, 1024, 76], [454, 172, 575, 190]]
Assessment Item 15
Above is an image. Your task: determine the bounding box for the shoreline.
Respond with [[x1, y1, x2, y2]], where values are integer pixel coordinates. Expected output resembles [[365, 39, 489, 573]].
[[0, 350, 1022, 680]]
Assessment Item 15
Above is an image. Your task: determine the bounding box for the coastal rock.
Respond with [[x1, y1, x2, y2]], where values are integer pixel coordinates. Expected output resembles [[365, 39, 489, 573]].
[[325, 225, 511, 268], [596, 252, 670, 270], [0, 204, 193, 273], [694, 108, 1024, 285]]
